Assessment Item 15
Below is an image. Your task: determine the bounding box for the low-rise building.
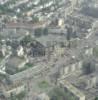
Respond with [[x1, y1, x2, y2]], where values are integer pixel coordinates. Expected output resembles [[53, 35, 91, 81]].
[[78, 74, 96, 90], [37, 93, 50, 100], [1, 81, 25, 98], [5, 56, 28, 74], [60, 60, 83, 76], [59, 80, 85, 100]]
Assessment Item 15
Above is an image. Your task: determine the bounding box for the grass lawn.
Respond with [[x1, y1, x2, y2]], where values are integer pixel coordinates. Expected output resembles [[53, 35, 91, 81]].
[[38, 80, 50, 89], [6, 63, 34, 75], [18, 63, 34, 72], [16, 91, 26, 100], [9, 91, 26, 100], [0, 56, 4, 63], [93, 47, 98, 57], [25, 63, 34, 68]]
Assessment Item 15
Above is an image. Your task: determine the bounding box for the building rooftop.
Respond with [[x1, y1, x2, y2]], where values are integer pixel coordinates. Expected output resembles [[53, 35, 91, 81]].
[[60, 80, 85, 98], [35, 34, 67, 47], [2, 81, 24, 91], [6, 56, 25, 68]]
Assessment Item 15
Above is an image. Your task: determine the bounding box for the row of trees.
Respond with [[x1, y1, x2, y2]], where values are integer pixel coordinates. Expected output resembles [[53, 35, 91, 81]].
[[95, 97, 98, 100], [10, 91, 26, 100], [82, 59, 95, 75], [34, 28, 48, 37], [66, 26, 77, 48], [49, 87, 76, 100]]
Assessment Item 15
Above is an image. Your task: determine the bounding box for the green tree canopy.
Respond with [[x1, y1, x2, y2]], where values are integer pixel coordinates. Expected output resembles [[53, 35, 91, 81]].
[[49, 87, 76, 100], [95, 97, 98, 100]]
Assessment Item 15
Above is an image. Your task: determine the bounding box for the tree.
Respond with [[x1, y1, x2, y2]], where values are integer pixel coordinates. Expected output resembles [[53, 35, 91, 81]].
[[66, 26, 73, 48], [10, 93, 16, 100], [95, 97, 98, 100], [50, 68, 60, 85], [66, 26, 72, 40], [93, 47, 98, 57], [43, 28, 48, 35], [32, 16, 39, 23], [40, 0, 45, 8], [82, 59, 95, 75], [49, 87, 66, 100], [21, 34, 32, 46], [34, 28, 43, 37], [49, 87, 76, 100]]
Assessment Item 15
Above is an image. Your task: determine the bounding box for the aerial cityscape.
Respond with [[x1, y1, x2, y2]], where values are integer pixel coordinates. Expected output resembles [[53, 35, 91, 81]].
[[0, 0, 98, 100]]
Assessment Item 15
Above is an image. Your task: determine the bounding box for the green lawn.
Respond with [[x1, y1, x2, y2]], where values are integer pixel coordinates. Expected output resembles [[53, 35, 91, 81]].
[[18, 63, 34, 72], [9, 91, 26, 100], [25, 63, 34, 68], [48, 87, 76, 100], [0, 56, 4, 63], [38, 80, 50, 89], [16, 91, 26, 100], [6, 63, 34, 75], [93, 47, 98, 57]]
